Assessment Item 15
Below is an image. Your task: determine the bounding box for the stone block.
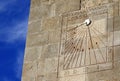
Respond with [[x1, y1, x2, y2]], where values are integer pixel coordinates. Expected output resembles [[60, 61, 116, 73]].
[[45, 72, 58, 81], [29, 4, 51, 21], [30, 0, 58, 21], [45, 57, 58, 73], [26, 31, 49, 47], [37, 60, 45, 76], [114, 45, 120, 62], [108, 17, 113, 32], [30, 0, 41, 8], [24, 46, 42, 62], [37, 73, 58, 81], [22, 62, 37, 81], [40, 0, 56, 5], [59, 75, 86, 81], [114, 16, 120, 31], [41, 43, 59, 58], [108, 8, 114, 18], [40, 0, 50, 4], [81, 0, 110, 9], [41, 16, 60, 31], [119, 1, 120, 16], [99, 62, 112, 71], [29, 7, 42, 21], [113, 2, 119, 16], [48, 30, 61, 43], [55, 0, 80, 15], [108, 32, 114, 46], [28, 19, 41, 34], [22, 76, 35, 81], [114, 31, 120, 46], [87, 65, 98, 73]]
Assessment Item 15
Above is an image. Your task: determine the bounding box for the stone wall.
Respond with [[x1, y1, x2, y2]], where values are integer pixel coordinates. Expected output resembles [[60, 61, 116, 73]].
[[22, 0, 120, 81]]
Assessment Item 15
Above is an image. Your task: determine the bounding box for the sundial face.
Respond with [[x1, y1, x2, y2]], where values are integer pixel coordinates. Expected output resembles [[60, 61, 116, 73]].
[[63, 18, 109, 69], [58, 3, 114, 79]]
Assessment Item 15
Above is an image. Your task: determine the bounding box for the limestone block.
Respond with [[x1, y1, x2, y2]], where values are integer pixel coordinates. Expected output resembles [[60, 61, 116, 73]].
[[81, 0, 110, 9], [49, 3, 56, 17], [87, 65, 98, 73], [37, 60, 45, 76], [114, 45, 120, 62], [24, 46, 42, 62], [108, 32, 114, 46], [38, 4, 50, 17], [36, 75, 46, 81], [29, 7, 42, 21], [41, 16, 60, 31], [41, 43, 59, 58], [87, 72, 102, 81], [40, 0, 56, 16], [108, 6, 114, 18], [48, 30, 61, 43], [113, 2, 119, 16], [108, 7, 114, 18], [112, 62, 120, 80], [99, 62, 112, 71], [22, 62, 37, 81], [28, 19, 41, 34], [113, 0, 119, 2], [45, 72, 58, 81], [26, 31, 49, 47], [30, 0, 57, 21], [30, 0, 41, 8], [29, 4, 51, 21], [119, 1, 120, 16], [81, 0, 94, 9], [59, 74, 86, 81], [108, 17, 113, 32], [22, 76, 35, 81], [114, 16, 120, 31], [45, 57, 58, 73], [114, 31, 120, 46], [47, 44, 59, 57], [41, 0, 55, 5], [40, 0, 50, 4], [55, 0, 80, 15]]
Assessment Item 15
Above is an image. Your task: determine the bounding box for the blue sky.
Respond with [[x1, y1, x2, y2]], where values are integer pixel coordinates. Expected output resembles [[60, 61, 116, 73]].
[[0, 0, 30, 81]]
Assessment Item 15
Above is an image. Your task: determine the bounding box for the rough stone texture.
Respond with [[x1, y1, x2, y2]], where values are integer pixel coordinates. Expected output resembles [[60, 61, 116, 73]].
[[22, 0, 120, 81]]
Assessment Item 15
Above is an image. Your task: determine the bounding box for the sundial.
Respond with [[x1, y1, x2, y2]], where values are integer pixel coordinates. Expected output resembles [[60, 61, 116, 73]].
[[58, 3, 114, 79], [22, 0, 120, 81]]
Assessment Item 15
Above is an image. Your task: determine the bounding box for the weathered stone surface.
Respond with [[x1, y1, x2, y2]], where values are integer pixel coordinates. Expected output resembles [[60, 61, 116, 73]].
[[114, 16, 120, 31], [22, 61, 37, 81], [41, 16, 60, 31], [48, 30, 61, 43], [26, 31, 49, 47], [41, 43, 59, 58], [28, 19, 41, 34], [114, 31, 120, 45], [24, 46, 42, 62], [114, 45, 120, 61], [37, 59, 45, 76], [22, 0, 120, 81], [29, 8, 41, 21], [55, 0, 80, 15], [30, 1, 57, 21], [45, 57, 58, 73]]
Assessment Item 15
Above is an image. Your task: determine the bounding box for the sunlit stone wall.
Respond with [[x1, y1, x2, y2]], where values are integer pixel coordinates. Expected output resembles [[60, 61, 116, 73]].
[[22, 0, 120, 81]]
